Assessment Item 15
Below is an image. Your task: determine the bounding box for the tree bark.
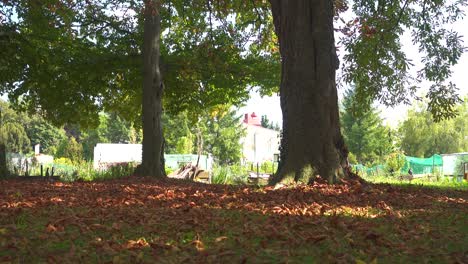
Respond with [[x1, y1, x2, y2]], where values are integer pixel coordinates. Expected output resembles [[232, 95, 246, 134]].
[[0, 111, 7, 178], [139, 0, 165, 177], [269, 0, 349, 184]]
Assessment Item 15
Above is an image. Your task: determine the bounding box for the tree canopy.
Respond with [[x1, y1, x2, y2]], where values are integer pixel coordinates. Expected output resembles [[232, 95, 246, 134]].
[[340, 0, 466, 120], [399, 98, 468, 157], [1, 0, 466, 181], [0, 0, 279, 127]]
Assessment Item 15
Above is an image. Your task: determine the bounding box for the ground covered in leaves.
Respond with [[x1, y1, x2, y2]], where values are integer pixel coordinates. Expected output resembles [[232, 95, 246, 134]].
[[1, 176, 467, 263]]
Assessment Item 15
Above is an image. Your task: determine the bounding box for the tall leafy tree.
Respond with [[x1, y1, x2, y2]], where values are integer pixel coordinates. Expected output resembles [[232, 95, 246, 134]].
[[260, 115, 271, 129], [0, 100, 31, 154], [105, 112, 133, 143], [1, 0, 278, 178], [2, 122, 31, 154], [269, 1, 346, 184], [81, 114, 110, 161], [341, 89, 394, 165], [399, 98, 468, 157], [162, 111, 194, 154], [268, 0, 466, 183], [56, 136, 83, 163], [2, 0, 466, 183], [163, 107, 245, 164], [203, 108, 245, 165], [26, 119, 66, 155]]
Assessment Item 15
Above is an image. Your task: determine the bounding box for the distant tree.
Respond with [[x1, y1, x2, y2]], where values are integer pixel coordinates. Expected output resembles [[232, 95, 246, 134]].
[[163, 107, 244, 164], [105, 112, 133, 143], [203, 109, 245, 165], [56, 137, 83, 163], [260, 115, 281, 132], [399, 99, 468, 157], [3, 122, 31, 154], [0, 100, 67, 155], [163, 111, 195, 154], [0, 101, 31, 153], [26, 118, 66, 155], [261, 115, 271, 128], [175, 136, 194, 155], [81, 114, 110, 161], [341, 89, 394, 165]]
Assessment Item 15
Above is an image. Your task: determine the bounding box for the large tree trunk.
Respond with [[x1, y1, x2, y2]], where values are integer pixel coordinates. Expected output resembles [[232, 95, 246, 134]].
[[269, 0, 349, 184], [139, 0, 165, 177]]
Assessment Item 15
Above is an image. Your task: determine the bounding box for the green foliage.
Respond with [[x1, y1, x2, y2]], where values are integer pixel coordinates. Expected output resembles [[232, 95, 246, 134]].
[[58, 161, 136, 182], [54, 157, 75, 167], [164, 107, 245, 164], [203, 109, 245, 165], [0, 99, 67, 155], [2, 122, 31, 154], [362, 174, 468, 190], [81, 114, 109, 161], [56, 137, 83, 163], [1, 0, 279, 129], [341, 0, 467, 120], [385, 152, 407, 176], [246, 161, 278, 175], [341, 89, 394, 165], [81, 112, 142, 160], [348, 152, 358, 165], [163, 111, 194, 154], [105, 112, 135, 143], [26, 118, 66, 155], [211, 164, 248, 185], [260, 115, 280, 131], [175, 136, 193, 154], [399, 99, 468, 157], [0, 100, 31, 154]]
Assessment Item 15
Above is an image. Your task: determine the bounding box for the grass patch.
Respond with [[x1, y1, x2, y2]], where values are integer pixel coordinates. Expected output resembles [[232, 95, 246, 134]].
[[363, 174, 468, 190]]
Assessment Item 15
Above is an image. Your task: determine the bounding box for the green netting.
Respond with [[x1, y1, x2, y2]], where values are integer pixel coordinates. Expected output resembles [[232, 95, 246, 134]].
[[353, 164, 386, 176], [352, 154, 444, 176], [402, 154, 443, 175]]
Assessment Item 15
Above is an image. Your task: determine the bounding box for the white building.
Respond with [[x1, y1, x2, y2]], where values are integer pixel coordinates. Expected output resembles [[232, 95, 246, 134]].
[[240, 112, 280, 163]]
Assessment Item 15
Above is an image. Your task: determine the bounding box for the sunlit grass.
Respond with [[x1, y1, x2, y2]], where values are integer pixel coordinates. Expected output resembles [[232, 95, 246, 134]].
[[362, 175, 468, 190]]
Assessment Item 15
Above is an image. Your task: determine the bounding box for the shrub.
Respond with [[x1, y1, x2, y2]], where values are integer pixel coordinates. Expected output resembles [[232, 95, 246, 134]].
[[211, 164, 248, 185], [385, 152, 406, 177]]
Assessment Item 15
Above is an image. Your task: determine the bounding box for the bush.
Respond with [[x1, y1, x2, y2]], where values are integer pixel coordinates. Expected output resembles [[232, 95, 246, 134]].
[[58, 161, 136, 182], [348, 152, 358, 165], [56, 137, 83, 164], [385, 152, 406, 177], [211, 164, 248, 185]]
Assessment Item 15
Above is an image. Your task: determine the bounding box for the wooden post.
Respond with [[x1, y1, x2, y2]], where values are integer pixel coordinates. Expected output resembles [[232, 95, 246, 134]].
[[25, 160, 29, 177], [40, 165, 43, 177]]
